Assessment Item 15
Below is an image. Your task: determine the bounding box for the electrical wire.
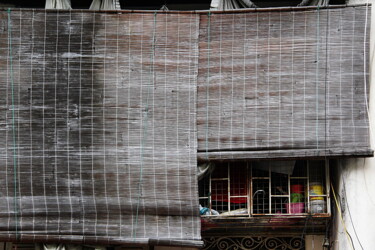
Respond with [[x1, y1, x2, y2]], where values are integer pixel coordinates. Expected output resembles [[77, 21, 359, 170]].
[[7, 8, 19, 241], [340, 170, 365, 250], [330, 183, 355, 250], [332, 192, 356, 250], [300, 214, 310, 243], [324, 218, 331, 249]]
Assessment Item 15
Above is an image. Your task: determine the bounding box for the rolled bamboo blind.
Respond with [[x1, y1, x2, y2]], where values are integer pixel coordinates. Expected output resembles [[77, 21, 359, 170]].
[[197, 5, 372, 160]]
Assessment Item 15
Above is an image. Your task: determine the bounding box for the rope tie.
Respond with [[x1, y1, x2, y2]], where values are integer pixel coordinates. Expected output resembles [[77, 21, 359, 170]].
[[315, 6, 320, 150], [133, 11, 157, 239], [324, 6, 329, 157], [7, 8, 19, 241], [205, 12, 211, 160]]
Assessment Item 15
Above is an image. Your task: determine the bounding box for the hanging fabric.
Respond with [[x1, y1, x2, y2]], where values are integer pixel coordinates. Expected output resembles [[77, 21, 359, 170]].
[[197, 162, 215, 180], [41, 244, 66, 250], [210, 0, 257, 10], [210, 0, 220, 9], [45, 0, 72, 9], [89, 0, 121, 10]]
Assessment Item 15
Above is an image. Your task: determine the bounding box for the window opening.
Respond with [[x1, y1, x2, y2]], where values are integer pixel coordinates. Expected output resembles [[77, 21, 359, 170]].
[[199, 160, 330, 217]]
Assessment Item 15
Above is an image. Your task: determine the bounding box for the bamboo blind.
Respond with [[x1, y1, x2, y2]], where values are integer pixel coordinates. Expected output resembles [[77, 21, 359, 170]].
[[197, 6, 372, 160], [0, 4, 371, 247], [0, 10, 201, 247]]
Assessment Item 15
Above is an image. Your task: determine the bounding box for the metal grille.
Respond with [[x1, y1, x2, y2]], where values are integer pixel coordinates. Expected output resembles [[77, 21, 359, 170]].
[[203, 236, 305, 250], [199, 160, 330, 216]]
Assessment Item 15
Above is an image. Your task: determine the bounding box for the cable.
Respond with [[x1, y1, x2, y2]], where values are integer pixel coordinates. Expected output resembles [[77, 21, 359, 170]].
[[205, 12, 211, 160], [300, 214, 310, 242], [7, 8, 19, 241], [341, 171, 365, 250], [324, 218, 331, 249], [133, 11, 157, 239], [330, 183, 355, 250], [347, 229, 356, 250]]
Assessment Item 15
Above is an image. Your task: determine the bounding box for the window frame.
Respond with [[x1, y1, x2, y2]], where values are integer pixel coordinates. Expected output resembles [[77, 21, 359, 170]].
[[199, 160, 331, 217]]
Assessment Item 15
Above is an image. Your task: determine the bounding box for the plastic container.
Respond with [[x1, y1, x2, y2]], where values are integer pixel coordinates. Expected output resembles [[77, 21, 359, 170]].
[[310, 200, 326, 213], [285, 202, 304, 214], [291, 184, 304, 194], [291, 193, 304, 203], [309, 182, 324, 200]]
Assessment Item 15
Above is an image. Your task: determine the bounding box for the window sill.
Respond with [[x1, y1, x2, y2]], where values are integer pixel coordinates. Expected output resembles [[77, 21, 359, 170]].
[[201, 214, 331, 235]]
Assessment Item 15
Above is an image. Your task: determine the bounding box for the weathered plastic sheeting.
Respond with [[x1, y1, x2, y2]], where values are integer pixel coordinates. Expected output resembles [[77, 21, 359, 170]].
[[0, 10, 201, 247], [197, 6, 372, 160]]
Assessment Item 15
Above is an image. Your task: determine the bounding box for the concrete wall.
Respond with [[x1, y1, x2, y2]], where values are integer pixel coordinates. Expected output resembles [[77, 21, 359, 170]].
[[305, 235, 325, 250], [332, 158, 375, 249], [332, 1, 375, 250]]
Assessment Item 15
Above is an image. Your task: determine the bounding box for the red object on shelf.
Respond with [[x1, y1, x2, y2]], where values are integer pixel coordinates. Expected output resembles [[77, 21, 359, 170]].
[[211, 194, 247, 204], [291, 184, 304, 194], [211, 179, 248, 204], [211, 166, 248, 204]]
